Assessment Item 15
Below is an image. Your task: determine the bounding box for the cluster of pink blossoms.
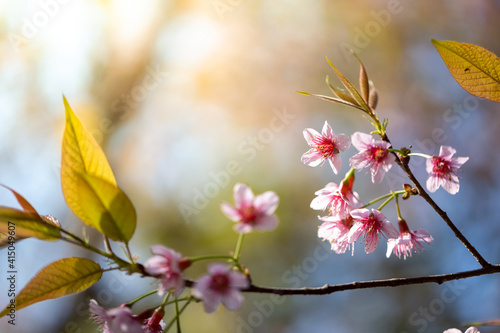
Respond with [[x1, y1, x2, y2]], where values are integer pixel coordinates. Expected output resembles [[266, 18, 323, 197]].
[[302, 121, 469, 257], [89, 183, 279, 332], [301, 121, 468, 194]]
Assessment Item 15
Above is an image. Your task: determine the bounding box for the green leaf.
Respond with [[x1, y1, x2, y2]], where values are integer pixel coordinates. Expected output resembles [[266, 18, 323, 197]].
[[0, 257, 102, 317], [432, 39, 500, 102], [0, 207, 61, 242], [61, 96, 136, 241], [72, 172, 136, 242]]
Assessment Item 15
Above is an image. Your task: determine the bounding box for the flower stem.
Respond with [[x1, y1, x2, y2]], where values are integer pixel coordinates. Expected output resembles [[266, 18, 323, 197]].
[[395, 195, 403, 220], [127, 289, 158, 306], [233, 233, 245, 261], [164, 299, 192, 331], [361, 190, 405, 209], [188, 255, 234, 263], [175, 299, 182, 333]]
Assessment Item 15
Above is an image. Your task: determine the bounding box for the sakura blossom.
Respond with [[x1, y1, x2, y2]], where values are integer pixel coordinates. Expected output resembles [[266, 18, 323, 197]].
[[386, 220, 434, 259], [192, 263, 250, 313], [318, 215, 354, 254], [443, 327, 480, 333], [301, 120, 350, 174], [426, 145, 469, 195], [348, 208, 398, 254], [89, 300, 144, 333], [143, 245, 188, 297], [310, 180, 360, 219], [220, 183, 279, 233], [349, 132, 395, 183]]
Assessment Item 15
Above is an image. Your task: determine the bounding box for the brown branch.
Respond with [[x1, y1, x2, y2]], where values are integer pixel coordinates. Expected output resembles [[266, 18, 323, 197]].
[[184, 265, 500, 296]]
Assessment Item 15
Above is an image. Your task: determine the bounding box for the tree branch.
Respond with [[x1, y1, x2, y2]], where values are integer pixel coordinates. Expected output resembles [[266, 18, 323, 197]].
[[184, 265, 500, 296]]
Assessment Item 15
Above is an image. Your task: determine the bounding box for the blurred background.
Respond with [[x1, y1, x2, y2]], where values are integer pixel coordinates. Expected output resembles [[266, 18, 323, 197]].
[[1, 0, 500, 332]]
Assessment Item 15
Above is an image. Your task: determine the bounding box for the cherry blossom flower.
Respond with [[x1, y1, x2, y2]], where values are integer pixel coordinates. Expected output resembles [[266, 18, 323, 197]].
[[426, 145, 469, 195], [318, 215, 354, 254], [220, 183, 279, 233], [89, 300, 144, 333], [348, 208, 398, 253], [444, 327, 480, 333], [386, 220, 434, 259], [144, 245, 189, 297], [301, 121, 350, 174], [349, 132, 395, 183], [310, 179, 360, 219], [192, 263, 249, 313]]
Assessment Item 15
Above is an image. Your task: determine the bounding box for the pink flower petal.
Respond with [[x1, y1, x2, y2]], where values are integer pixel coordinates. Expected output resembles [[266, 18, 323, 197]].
[[303, 128, 322, 146], [335, 133, 351, 151], [301, 149, 324, 167], [351, 132, 374, 151], [233, 183, 254, 209], [328, 155, 342, 174], [321, 121, 334, 140], [253, 191, 279, 214], [221, 289, 245, 311], [255, 215, 278, 231], [220, 201, 242, 222]]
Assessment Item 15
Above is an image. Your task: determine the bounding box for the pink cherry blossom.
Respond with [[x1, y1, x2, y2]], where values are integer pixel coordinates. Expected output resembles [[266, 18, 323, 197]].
[[349, 132, 395, 183], [89, 300, 144, 333], [301, 121, 350, 174], [220, 183, 279, 233], [386, 220, 434, 259], [348, 208, 398, 254], [444, 327, 480, 333], [143, 245, 187, 297], [426, 145, 469, 195], [192, 263, 250, 313], [310, 180, 360, 219], [318, 215, 354, 254]]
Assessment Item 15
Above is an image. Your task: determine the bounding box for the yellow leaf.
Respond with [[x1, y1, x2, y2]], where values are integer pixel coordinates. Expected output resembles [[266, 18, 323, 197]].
[[61, 97, 136, 241], [72, 172, 136, 242], [432, 39, 500, 102], [61, 96, 116, 224], [0, 257, 102, 317], [0, 207, 61, 242]]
